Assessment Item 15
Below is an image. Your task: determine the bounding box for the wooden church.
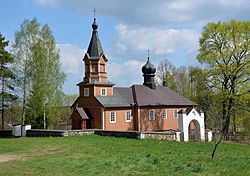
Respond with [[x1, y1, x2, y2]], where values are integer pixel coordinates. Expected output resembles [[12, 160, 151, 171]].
[[70, 18, 206, 141]]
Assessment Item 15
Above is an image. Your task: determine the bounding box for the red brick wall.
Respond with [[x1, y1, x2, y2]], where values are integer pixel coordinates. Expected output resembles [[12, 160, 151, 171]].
[[94, 86, 113, 96], [71, 111, 86, 130], [139, 107, 186, 131], [88, 108, 102, 129], [104, 108, 134, 131]]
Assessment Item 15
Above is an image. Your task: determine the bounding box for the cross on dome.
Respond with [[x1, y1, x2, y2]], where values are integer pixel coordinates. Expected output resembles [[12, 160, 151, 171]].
[[93, 8, 96, 19], [147, 49, 150, 58]]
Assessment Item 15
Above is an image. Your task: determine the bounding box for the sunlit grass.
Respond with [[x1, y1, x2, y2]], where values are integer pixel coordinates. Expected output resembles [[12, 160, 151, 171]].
[[0, 135, 249, 176]]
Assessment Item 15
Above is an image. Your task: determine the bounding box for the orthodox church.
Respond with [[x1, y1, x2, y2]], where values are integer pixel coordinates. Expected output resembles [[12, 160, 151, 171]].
[[71, 18, 206, 141]]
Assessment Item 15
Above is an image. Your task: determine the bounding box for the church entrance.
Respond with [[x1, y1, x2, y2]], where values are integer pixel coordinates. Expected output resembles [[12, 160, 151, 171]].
[[188, 120, 201, 141]]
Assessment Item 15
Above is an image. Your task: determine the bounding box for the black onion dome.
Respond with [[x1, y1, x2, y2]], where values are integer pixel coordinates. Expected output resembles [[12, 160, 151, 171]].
[[92, 18, 98, 31], [142, 57, 156, 74]]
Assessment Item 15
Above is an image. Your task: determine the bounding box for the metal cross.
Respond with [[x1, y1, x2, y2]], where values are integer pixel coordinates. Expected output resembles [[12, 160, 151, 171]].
[[93, 8, 96, 19], [147, 49, 150, 57]]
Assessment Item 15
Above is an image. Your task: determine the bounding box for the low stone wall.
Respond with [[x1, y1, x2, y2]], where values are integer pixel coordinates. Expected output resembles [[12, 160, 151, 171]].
[[94, 130, 141, 139], [212, 133, 250, 144], [227, 135, 250, 144], [0, 130, 12, 138], [140, 131, 177, 140], [26, 129, 66, 137], [65, 129, 96, 136]]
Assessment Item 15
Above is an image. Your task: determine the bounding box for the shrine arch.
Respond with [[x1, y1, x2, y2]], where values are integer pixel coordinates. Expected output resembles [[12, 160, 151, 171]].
[[188, 119, 201, 141]]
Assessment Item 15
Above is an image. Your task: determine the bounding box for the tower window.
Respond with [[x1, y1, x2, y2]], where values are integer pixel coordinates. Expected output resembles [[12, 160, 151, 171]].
[[100, 88, 107, 96], [149, 110, 155, 120], [110, 112, 116, 123], [84, 88, 89, 97]]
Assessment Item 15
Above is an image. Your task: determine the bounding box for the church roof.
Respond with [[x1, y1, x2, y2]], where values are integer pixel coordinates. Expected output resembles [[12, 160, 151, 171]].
[[133, 85, 196, 106], [87, 18, 104, 57], [75, 107, 89, 119], [95, 85, 196, 108], [95, 88, 131, 107]]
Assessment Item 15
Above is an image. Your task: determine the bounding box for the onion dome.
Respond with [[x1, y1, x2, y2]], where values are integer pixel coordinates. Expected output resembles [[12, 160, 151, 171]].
[[92, 18, 98, 31], [142, 57, 156, 74]]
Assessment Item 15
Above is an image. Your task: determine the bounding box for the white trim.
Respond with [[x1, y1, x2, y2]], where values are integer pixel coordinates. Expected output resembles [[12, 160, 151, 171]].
[[102, 108, 105, 130], [178, 108, 206, 142], [125, 111, 132, 122], [110, 112, 116, 123], [149, 110, 155, 120], [84, 88, 89, 97], [100, 88, 107, 96], [138, 108, 141, 131]]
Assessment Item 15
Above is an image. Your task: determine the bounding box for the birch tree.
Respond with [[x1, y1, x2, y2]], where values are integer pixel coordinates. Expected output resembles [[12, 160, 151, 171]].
[[13, 18, 65, 128]]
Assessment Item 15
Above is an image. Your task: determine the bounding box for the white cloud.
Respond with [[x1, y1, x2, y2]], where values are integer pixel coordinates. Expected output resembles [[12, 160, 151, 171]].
[[112, 24, 199, 58], [56, 44, 85, 75], [36, 0, 54, 6], [34, 0, 250, 27], [107, 60, 145, 86]]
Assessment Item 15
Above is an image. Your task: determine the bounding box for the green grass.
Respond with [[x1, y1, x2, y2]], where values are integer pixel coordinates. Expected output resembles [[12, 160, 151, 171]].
[[0, 135, 249, 176]]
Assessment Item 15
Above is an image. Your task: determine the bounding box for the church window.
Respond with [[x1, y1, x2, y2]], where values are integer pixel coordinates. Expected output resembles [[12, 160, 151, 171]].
[[162, 109, 167, 119], [84, 88, 89, 97], [100, 88, 107, 96], [126, 111, 132, 122], [110, 112, 116, 123], [174, 110, 178, 119], [149, 110, 155, 120]]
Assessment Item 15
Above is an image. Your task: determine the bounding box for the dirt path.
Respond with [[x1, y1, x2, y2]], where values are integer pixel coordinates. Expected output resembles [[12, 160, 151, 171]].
[[0, 147, 68, 163], [0, 154, 20, 163]]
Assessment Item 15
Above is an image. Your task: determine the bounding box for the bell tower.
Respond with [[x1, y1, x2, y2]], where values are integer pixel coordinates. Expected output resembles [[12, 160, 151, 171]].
[[78, 17, 114, 97]]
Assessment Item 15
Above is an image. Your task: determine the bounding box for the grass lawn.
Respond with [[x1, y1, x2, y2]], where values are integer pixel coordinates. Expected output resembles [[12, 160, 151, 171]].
[[0, 135, 249, 176]]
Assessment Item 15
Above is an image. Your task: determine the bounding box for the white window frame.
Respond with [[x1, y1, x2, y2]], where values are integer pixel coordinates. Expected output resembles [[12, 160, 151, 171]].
[[162, 109, 167, 119], [173, 109, 178, 119], [100, 88, 107, 96], [126, 111, 132, 122], [149, 110, 155, 120], [110, 112, 116, 123], [84, 88, 89, 97]]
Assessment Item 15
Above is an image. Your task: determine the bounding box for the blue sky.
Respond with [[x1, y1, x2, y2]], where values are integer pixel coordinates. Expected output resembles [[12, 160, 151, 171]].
[[1, 0, 250, 94]]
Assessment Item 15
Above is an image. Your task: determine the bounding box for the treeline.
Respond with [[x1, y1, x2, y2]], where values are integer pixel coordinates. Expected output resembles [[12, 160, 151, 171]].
[[156, 21, 250, 136]]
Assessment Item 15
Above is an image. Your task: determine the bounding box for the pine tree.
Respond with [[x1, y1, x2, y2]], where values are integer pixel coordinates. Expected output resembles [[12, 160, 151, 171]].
[[0, 33, 17, 129]]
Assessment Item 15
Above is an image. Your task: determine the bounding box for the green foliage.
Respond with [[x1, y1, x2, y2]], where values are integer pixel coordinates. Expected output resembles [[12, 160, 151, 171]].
[[63, 94, 78, 107], [12, 18, 41, 125], [0, 136, 249, 175], [0, 33, 17, 129], [156, 59, 193, 99], [197, 20, 250, 134], [12, 18, 66, 129]]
